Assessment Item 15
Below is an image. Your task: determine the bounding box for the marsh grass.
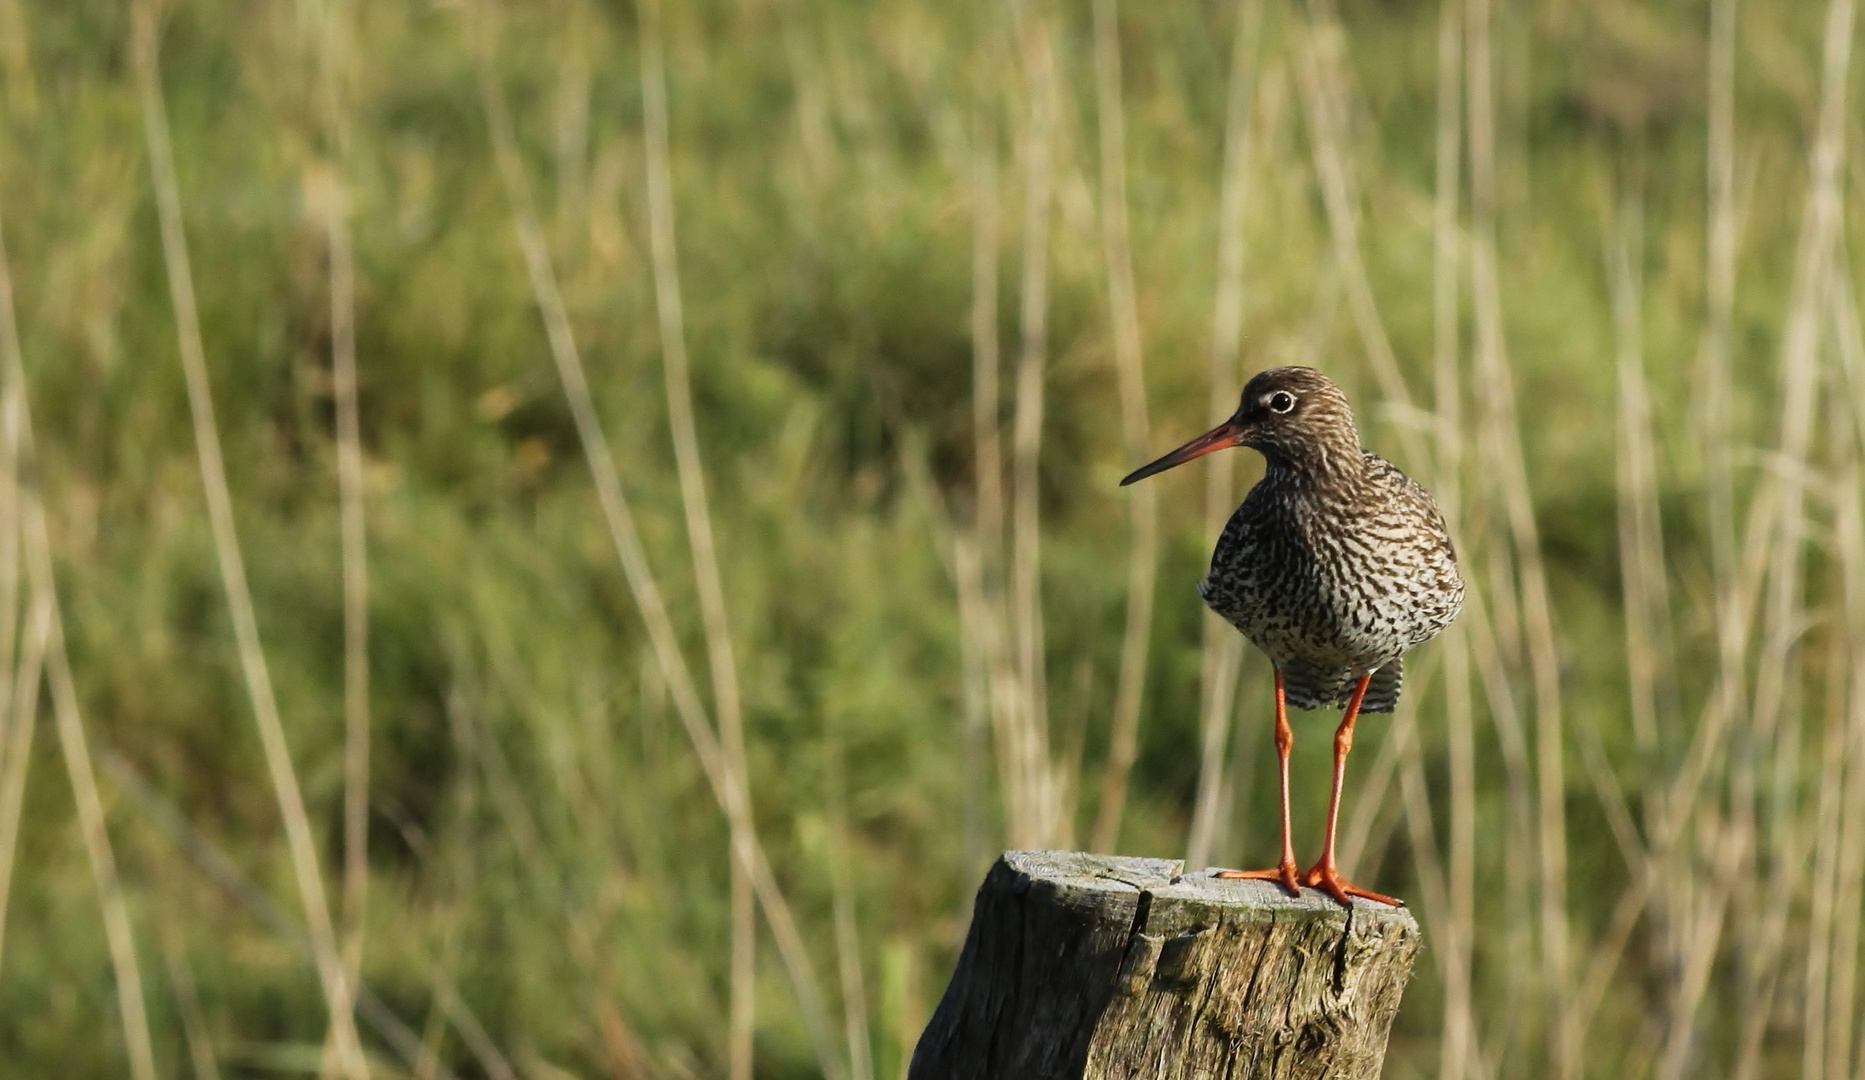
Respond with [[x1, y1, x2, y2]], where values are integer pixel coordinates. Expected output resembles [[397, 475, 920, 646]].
[[3, 0, 1865, 1077]]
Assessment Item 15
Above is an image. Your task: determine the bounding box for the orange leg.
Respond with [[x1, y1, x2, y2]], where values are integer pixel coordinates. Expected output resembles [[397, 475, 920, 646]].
[[1216, 670, 1301, 897], [1303, 675, 1403, 907]]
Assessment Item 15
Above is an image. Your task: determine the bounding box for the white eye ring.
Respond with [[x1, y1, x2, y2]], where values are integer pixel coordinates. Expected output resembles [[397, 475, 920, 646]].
[[1266, 390, 1296, 414]]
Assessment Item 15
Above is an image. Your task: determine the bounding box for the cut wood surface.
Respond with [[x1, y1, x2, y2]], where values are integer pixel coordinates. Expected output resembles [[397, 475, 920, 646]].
[[911, 851, 1421, 1080]]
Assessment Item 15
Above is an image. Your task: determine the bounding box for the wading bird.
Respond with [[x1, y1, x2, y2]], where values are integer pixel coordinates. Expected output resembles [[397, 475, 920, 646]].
[[1122, 367, 1463, 906]]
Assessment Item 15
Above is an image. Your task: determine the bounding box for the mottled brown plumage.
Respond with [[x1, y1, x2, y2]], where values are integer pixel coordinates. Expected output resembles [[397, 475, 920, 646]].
[[1122, 366, 1463, 907], [1195, 370, 1463, 712]]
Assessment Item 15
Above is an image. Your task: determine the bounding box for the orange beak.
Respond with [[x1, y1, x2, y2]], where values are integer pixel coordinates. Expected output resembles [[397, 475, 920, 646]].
[[1120, 418, 1247, 486]]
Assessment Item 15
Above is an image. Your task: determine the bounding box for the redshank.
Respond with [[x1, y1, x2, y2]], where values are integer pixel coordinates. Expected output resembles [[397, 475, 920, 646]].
[[1122, 367, 1463, 907]]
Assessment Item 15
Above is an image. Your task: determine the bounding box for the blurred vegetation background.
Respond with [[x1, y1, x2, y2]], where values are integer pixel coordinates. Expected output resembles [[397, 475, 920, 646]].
[[1, 0, 1864, 1077]]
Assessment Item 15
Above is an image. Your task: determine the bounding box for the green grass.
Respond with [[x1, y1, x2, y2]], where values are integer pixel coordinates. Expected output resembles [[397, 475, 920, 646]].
[[1, 0, 1863, 1076]]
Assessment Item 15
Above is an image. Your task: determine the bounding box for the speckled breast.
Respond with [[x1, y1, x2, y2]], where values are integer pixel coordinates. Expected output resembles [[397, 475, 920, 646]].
[[1197, 457, 1463, 711]]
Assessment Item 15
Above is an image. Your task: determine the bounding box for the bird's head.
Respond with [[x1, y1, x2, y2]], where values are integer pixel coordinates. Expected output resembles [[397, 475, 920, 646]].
[[1120, 367, 1361, 486]]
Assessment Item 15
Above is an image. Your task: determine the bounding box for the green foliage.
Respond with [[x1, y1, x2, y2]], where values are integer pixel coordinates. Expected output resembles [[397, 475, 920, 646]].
[[0, 0, 1860, 1077]]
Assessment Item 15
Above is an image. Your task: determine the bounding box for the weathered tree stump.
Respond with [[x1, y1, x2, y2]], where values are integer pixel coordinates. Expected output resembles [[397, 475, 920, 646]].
[[911, 851, 1420, 1080]]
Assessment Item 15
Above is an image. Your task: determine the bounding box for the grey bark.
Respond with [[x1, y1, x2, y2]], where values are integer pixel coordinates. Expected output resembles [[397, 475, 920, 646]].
[[911, 850, 1420, 1080]]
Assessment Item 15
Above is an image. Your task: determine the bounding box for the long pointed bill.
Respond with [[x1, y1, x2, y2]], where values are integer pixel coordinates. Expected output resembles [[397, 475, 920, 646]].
[[1120, 419, 1245, 486]]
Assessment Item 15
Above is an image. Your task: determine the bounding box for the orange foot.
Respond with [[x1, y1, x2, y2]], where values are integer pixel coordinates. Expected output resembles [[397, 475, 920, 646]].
[[1216, 861, 1302, 898], [1302, 861, 1403, 908]]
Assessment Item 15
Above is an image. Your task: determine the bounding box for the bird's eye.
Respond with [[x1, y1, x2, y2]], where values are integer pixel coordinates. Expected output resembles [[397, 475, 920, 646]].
[[1267, 391, 1296, 414]]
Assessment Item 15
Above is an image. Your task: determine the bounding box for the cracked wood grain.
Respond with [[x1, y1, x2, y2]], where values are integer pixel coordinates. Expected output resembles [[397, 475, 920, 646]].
[[912, 851, 1419, 1080]]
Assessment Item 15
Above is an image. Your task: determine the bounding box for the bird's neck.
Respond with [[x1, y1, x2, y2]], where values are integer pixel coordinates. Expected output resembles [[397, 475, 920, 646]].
[[1263, 444, 1368, 496]]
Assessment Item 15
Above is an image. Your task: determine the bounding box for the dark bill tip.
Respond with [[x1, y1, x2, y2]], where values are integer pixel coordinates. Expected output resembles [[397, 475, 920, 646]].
[[1119, 420, 1244, 486]]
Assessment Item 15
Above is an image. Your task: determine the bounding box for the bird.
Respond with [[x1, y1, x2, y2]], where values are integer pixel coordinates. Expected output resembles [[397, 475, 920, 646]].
[[1121, 366, 1463, 907]]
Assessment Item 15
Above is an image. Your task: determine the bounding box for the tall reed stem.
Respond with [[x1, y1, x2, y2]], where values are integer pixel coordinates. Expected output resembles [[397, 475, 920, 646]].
[[1184, 0, 1261, 870], [1826, 266, 1865, 1080], [0, 190, 33, 979], [132, 5, 370, 1074], [310, 0, 373, 1008], [825, 734, 874, 1080], [28, 487, 159, 1080], [634, 2, 759, 1073], [2, 201, 158, 1080], [1430, 0, 1478, 1073], [964, 8, 1003, 870], [1088, 0, 1158, 856], [1296, 0, 1422, 454], [0, 584, 42, 976], [1010, 2, 1058, 846], [1731, 4, 1853, 1075]]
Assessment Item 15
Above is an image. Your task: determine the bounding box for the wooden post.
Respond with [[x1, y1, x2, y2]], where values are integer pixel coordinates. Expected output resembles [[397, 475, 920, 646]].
[[911, 851, 1420, 1080]]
